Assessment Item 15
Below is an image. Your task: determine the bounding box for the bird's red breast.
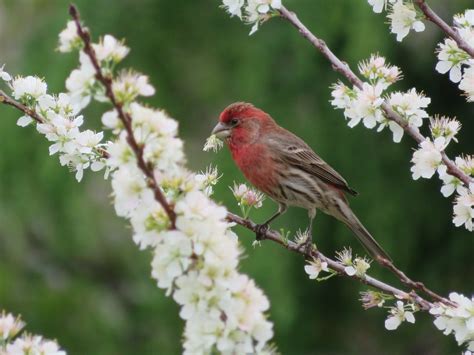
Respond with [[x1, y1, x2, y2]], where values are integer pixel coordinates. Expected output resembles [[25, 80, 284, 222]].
[[229, 140, 280, 197]]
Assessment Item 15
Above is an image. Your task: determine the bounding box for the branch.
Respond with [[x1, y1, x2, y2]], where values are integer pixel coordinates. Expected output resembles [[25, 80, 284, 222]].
[[0, 89, 44, 123], [226, 212, 434, 311], [68, 4, 176, 228], [278, 5, 473, 188], [414, 0, 474, 58]]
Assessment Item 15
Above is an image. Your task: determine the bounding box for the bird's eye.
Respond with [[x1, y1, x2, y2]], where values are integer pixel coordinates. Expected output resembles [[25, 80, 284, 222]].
[[230, 118, 239, 126]]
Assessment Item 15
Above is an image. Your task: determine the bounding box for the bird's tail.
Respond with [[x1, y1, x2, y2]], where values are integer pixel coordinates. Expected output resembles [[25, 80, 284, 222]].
[[342, 211, 392, 262]]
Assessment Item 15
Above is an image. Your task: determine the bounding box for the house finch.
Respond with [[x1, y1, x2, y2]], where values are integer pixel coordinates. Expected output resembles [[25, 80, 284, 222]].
[[212, 102, 391, 261]]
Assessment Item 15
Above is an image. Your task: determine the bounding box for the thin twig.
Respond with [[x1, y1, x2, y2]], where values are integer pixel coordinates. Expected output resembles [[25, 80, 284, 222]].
[[226, 212, 434, 311], [0, 89, 44, 123], [414, 0, 474, 58], [278, 5, 472, 188], [69, 4, 176, 228]]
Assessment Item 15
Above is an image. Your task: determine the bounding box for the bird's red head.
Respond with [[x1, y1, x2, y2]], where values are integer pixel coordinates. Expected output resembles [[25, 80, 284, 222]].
[[211, 102, 276, 147]]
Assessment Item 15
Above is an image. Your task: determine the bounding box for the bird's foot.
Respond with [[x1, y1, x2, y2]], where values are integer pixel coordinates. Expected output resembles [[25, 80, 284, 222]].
[[255, 223, 269, 241]]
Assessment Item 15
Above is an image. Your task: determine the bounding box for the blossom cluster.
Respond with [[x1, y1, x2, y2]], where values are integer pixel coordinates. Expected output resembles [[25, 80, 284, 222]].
[[430, 293, 474, 352], [367, 1, 425, 42], [230, 182, 265, 218], [0, 311, 65, 355], [330, 54, 474, 231], [59, 22, 275, 353], [0, 68, 107, 182], [335, 248, 371, 278], [435, 10, 474, 102], [221, 0, 282, 35], [331, 54, 419, 143]]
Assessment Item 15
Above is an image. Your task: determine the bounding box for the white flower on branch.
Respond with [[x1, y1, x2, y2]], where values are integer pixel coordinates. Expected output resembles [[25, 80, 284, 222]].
[[344, 256, 371, 277], [112, 70, 155, 104], [435, 39, 469, 83], [304, 258, 329, 279], [0, 65, 12, 82], [336, 247, 353, 266], [456, 155, 474, 177], [0, 312, 24, 341], [360, 291, 387, 309], [11, 76, 47, 103], [342, 82, 384, 129], [459, 64, 474, 102], [66, 51, 96, 109], [430, 116, 461, 144], [453, 186, 474, 231], [387, 1, 425, 42], [410, 137, 446, 180], [92, 35, 129, 63], [5, 334, 66, 355], [221, 0, 281, 35], [58, 21, 82, 53], [195, 165, 221, 196], [388, 89, 430, 129], [367, 0, 395, 14], [222, 0, 245, 18], [430, 292, 474, 352], [454, 10, 474, 28], [358, 54, 401, 87], [385, 301, 416, 330], [438, 165, 464, 198]]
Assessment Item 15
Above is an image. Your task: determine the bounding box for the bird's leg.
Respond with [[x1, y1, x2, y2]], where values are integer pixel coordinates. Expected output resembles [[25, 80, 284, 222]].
[[255, 204, 287, 241], [302, 208, 317, 252]]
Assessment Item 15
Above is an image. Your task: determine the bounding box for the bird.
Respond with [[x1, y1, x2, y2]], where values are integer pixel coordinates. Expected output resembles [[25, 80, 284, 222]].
[[211, 102, 391, 261]]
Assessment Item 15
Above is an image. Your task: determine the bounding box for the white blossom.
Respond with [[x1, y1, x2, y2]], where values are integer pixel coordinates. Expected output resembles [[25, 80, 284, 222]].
[[453, 186, 474, 231], [388, 1, 425, 42], [344, 257, 371, 277], [195, 165, 221, 196], [430, 293, 474, 351], [430, 116, 461, 144], [336, 247, 353, 266], [0, 64, 12, 82], [58, 21, 81, 53], [385, 301, 416, 330], [435, 39, 469, 83], [358, 54, 401, 87], [112, 70, 155, 103], [65, 51, 96, 109], [0, 312, 24, 341], [221, 0, 282, 35], [345, 82, 384, 129], [438, 165, 464, 198], [459, 64, 474, 102], [93, 35, 129, 63], [410, 137, 446, 180], [5, 334, 66, 355], [367, 0, 395, 13], [231, 182, 265, 209], [304, 258, 329, 279], [222, 0, 245, 18], [11, 76, 47, 102]]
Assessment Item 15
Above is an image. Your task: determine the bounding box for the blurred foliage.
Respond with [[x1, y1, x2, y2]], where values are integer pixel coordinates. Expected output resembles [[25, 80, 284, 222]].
[[0, 0, 473, 354]]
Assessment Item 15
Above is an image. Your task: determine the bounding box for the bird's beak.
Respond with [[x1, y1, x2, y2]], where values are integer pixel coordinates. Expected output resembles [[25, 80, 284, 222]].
[[211, 122, 231, 139]]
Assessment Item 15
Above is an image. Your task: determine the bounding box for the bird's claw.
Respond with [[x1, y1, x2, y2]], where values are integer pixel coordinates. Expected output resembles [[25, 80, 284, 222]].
[[255, 223, 269, 241]]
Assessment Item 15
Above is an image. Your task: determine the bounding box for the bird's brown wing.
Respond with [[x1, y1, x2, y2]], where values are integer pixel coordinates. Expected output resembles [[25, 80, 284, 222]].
[[267, 129, 358, 196]]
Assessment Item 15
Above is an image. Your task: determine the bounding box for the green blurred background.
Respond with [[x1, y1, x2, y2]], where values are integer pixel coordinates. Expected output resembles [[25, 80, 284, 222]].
[[0, 0, 472, 354]]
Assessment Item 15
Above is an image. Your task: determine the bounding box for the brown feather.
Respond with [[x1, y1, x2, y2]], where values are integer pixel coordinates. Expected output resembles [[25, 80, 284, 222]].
[[264, 127, 358, 196]]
